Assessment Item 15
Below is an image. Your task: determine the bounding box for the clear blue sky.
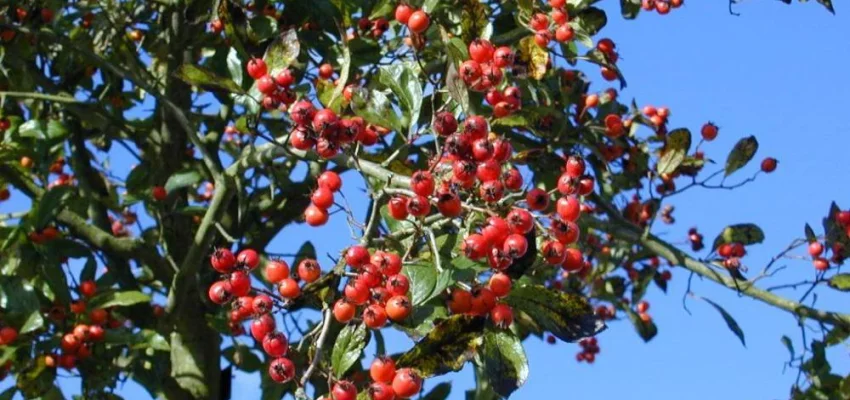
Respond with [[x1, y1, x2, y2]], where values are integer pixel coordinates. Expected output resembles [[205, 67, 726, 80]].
[[2, 1, 849, 399]]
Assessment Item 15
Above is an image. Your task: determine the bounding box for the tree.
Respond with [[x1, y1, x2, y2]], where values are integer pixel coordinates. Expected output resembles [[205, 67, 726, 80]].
[[0, 0, 844, 399]]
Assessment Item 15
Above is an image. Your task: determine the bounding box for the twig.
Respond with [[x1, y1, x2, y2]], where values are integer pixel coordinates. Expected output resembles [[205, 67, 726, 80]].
[[300, 309, 333, 386]]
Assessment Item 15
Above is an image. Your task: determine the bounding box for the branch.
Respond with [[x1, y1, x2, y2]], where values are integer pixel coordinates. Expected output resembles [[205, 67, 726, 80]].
[[299, 309, 334, 386], [589, 194, 850, 329], [0, 91, 83, 104]]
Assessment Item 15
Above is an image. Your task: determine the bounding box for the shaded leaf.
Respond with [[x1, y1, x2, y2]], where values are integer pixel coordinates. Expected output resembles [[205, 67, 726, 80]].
[[625, 308, 657, 342], [247, 16, 278, 43], [805, 223, 818, 244], [396, 299, 449, 339], [175, 64, 245, 94], [223, 346, 262, 372], [35, 185, 73, 228], [701, 297, 746, 347], [165, 170, 202, 194], [350, 88, 403, 133], [620, 0, 642, 18], [781, 335, 795, 358], [711, 223, 765, 251], [331, 323, 368, 377], [479, 328, 528, 398], [397, 315, 485, 377], [657, 128, 691, 175], [88, 290, 150, 309], [460, 0, 491, 44], [504, 284, 604, 342], [402, 263, 438, 306], [828, 274, 850, 292], [378, 63, 423, 136], [518, 36, 549, 80], [263, 29, 301, 75], [725, 136, 759, 176], [575, 7, 607, 36], [19, 311, 44, 334]]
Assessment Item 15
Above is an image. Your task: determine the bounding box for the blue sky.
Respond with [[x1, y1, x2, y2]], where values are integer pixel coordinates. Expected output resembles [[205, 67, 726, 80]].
[[2, 1, 849, 399]]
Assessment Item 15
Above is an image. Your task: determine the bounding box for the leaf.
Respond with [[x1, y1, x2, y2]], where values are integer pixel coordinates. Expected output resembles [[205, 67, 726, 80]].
[[263, 29, 300, 76], [223, 346, 262, 372], [518, 36, 549, 80], [711, 223, 765, 250], [35, 185, 73, 228], [397, 315, 485, 377], [19, 311, 44, 334], [18, 120, 46, 138], [444, 36, 470, 113], [396, 299, 449, 339], [781, 335, 795, 358], [174, 64, 245, 94], [165, 170, 202, 194], [46, 121, 69, 140], [575, 7, 608, 36], [247, 16, 278, 43], [828, 274, 850, 292], [378, 62, 423, 136], [125, 163, 151, 193], [460, 0, 491, 44], [88, 290, 151, 309], [656, 128, 691, 175], [620, 0, 642, 18], [331, 323, 368, 377], [422, 382, 452, 400], [0, 277, 41, 329], [805, 223, 818, 243], [226, 47, 244, 87], [503, 284, 604, 342], [724, 136, 759, 177], [625, 308, 657, 342], [104, 329, 170, 351], [369, 0, 395, 19], [39, 260, 70, 306], [701, 297, 746, 347], [350, 88, 403, 133], [479, 328, 529, 398], [402, 263, 438, 306]]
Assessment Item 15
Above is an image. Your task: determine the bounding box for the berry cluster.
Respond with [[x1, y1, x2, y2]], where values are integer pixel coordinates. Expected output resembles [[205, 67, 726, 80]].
[[529, 0, 576, 48], [246, 58, 298, 112], [717, 242, 747, 270], [333, 246, 412, 328], [459, 39, 515, 93], [575, 337, 600, 363], [364, 357, 423, 400], [288, 100, 383, 159], [394, 5, 430, 34], [304, 171, 343, 227], [641, 0, 684, 15]]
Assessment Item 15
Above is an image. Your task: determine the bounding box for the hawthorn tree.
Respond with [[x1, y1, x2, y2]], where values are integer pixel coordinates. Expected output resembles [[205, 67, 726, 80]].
[[0, 0, 845, 399]]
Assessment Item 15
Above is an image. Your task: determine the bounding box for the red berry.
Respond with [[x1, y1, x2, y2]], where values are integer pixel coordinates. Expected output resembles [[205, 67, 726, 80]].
[[555, 24, 574, 43], [503, 234, 528, 258], [469, 39, 495, 64], [297, 259, 321, 283], [250, 314, 275, 342], [761, 157, 778, 173], [268, 357, 295, 383], [392, 368, 422, 399], [388, 196, 410, 220], [0, 327, 18, 345], [318, 171, 342, 192], [542, 240, 567, 265], [386, 274, 410, 296], [489, 272, 512, 297], [565, 155, 586, 178], [506, 209, 533, 234], [433, 112, 458, 136], [252, 294, 273, 314], [318, 63, 333, 80], [278, 278, 301, 298], [493, 46, 514, 68], [410, 170, 435, 196], [311, 187, 335, 209], [304, 204, 329, 226], [262, 331, 289, 357], [79, 280, 97, 298], [246, 58, 268, 80], [530, 13, 549, 32], [406, 10, 430, 34], [208, 280, 233, 304], [386, 295, 412, 321], [448, 289, 472, 314], [837, 211, 850, 226], [228, 271, 251, 297], [476, 160, 502, 182], [562, 248, 583, 271], [369, 381, 395, 400], [490, 303, 514, 328], [395, 4, 414, 24], [503, 168, 524, 191], [265, 260, 290, 283], [406, 195, 431, 218], [463, 115, 489, 140], [237, 249, 260, 270], [152, 186, 167, 201], [257, 75, 277, 94], [556, 196, 581, 222], [345, 279, 371, 305], [345, 246, 371, 269], [275, 69, 295, 86], [526, 188, 550, 211], [312, 109, 339, 137], [808, 242, 824, 257], [333, 299, 356, 323], [363, 304, 388, 328], [462, 234, 489, 260], [813, 257, 830, 271], [333, 381, 358, 400], [290, 101, 317, 125]]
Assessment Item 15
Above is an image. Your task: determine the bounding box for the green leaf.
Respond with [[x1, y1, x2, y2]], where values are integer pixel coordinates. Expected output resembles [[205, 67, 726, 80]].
[[226, 47, 244, 87], [0, 277, 42, 329], [378, 62, 423, 136], [331, 322, 368, 377], [88, 290, 151, 309], [16, 357, 56, 398], [19, 310, 44, 334], [39, 259, 70, 306], [165, 170, 202, 194], [125, 163, 151, 193], [518, 36, 549, 80], [724, 136, 759, 177], [104, 328, 170, 351], [397, 315, 485, 377], [805, 223, 818, 244], [35, 185, 73, 228], [247, 16, 278, 43], [444, 36, 470, 114], [263, 29, 301, 76], [620, 0, 642, 18], [396, 299, 449, 339], [175, 64, 245, 94], [575, 7, 607, 36], [503, 284, 604, 342], [46, 121, 69, 140], [479, 328, 529, 398], [828, 274, 850, 292], [369, 0, 395, 19], [781, 335, 795, 358], [460, 0, 491, 43], [223, 345, 262, 372], [422, 382, 452, 400], [711, 223, 765, 251], [402, 263, 438, 306], [656, 128, 691, 175], [701, 297, 746, 347], [350, 88, 404, 133], [625, 308, 657, 342], [18, 119, 46, 139]]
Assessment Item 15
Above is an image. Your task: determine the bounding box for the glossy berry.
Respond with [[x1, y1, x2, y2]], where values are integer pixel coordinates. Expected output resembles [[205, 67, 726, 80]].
[[152, 186, 167, 201], [761, 157, 778, 173], [386, 295, 412, 321], [394, 4, 414, 24], [469, 39, 495, 63], [448, 289, 473, 314], [311, 187, 335, 209], [297, 259, 321, 283], [246, 58, 268, 80], [462, 234, 489, 260], [228, 271, 251, 297], [493, 46, 514, 68], [370, 356, 397, 383], [262, 332, 289, 357], [506, 209, 533, 234], [345, 246, 371, 269], [345, 279, 371, 305], [407, 10, 430, 34], [237, 249, 260, 270], [278, 278, 301, 298], [406, 195, 431, 218], [392, 369, 423, 399], [489, 272, 512, 297], [318, 171, 342, 192], [208, 280, 233, 304], [369, 382, 396, 400], [490, 303, 514, 328], [410, 170, 435, 196], [556, 196, 581, 222], [526, 188, 549, 211], [265, 260, 290, 283], [79, 280, 97, 298], [0, 327, 18, 345], [434, 112, 458, 136], [268, 357, 295, 383], [304, 204, 329, 226], [252, 294, 273, 314], [250, 314, 276, 342], [808, 242, 824, 257], [388, 196, 410, 220], [333, 299, 356, 322], [363, 304, 388, 328], [503, 234, 528, 258], [542, 240, 567, 265]]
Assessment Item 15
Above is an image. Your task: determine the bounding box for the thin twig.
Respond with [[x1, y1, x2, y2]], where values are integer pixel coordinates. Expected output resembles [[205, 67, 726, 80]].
[[300, 309, 333, 386]]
